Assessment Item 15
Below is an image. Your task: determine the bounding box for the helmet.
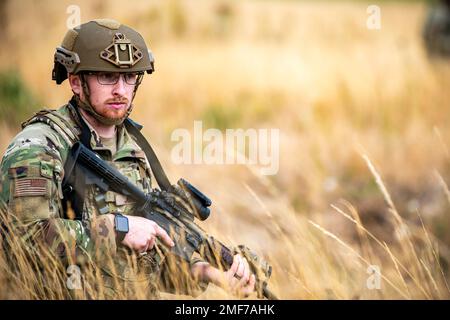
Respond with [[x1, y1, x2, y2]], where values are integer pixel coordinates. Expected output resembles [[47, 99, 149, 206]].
[[52, 19, 154, 126], [52, 19, 155, 84]]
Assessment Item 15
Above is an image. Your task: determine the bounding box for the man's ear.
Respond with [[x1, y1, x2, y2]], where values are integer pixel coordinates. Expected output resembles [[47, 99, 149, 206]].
[[68, 74, 82, 95]]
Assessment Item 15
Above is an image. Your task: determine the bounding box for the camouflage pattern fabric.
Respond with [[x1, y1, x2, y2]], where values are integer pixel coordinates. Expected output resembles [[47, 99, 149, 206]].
[[0, 101, 205, 298]]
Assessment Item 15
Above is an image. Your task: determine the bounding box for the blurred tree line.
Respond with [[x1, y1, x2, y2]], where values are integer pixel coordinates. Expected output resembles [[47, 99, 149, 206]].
[[0, 71, 40, 126], [0, 0, 40, 127], [0, 0, 447, 128]]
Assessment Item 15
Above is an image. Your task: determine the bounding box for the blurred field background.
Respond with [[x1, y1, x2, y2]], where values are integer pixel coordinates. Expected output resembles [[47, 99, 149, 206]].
[[0, 0, 449, 299]]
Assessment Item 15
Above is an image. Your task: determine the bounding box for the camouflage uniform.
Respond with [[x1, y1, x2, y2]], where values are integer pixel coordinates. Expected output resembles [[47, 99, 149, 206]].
[[0, 19, 206, 298], [1, 101, 161, 295]]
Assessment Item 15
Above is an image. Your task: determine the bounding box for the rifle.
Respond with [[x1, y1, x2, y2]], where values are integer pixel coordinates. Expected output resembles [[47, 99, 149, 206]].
[[63, 142, 278, 300]]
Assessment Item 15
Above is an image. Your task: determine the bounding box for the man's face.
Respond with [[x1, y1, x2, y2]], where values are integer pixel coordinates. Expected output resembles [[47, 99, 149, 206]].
[[69, 72, 137, 122]]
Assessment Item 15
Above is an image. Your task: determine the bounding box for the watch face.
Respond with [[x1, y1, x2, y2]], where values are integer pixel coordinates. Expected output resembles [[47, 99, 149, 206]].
[[115, 215, 129, 233]]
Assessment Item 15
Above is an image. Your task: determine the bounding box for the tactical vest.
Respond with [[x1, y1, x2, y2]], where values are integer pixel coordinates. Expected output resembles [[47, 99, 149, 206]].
[[21, 103, 169, 298], [21, 106, 149, 218]]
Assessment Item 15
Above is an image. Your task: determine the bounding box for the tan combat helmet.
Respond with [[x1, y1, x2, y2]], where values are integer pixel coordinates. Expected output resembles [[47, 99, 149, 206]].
[[52, 19, 154, 125], [52, 19, 155, 84]]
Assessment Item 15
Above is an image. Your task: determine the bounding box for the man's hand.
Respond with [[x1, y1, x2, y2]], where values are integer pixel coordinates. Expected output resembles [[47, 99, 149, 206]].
[[109, 214, 174, 252], [190, 254, 256, 298]]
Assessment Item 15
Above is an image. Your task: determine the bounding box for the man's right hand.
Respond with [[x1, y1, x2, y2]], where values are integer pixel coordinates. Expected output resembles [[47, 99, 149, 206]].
[[109, 214, 175, 252]]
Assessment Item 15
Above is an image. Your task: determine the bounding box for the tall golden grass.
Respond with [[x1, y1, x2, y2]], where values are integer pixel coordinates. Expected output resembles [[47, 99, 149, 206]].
[[0, 0, 449, 299]]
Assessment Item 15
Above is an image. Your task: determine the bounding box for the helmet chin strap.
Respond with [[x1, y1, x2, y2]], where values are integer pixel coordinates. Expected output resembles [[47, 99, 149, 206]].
[[75, 74, 141, 126]]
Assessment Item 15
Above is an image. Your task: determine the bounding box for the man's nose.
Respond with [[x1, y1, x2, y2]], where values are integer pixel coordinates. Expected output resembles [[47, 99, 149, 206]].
[[112, 75, 127, 96]]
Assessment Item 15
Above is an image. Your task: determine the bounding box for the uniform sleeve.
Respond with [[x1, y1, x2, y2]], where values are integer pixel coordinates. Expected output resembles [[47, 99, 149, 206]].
[[0, 126, 117, 265]]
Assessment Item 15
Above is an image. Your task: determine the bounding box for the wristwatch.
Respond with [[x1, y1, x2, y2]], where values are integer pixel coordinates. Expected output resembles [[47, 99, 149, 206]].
[[114, 213, 129, 244]]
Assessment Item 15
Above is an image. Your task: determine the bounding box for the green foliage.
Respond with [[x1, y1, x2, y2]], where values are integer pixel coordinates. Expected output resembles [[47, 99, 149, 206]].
[[201, 103, 243, 130], [168, 0, 187, 38], [0, 70, 39, 126]]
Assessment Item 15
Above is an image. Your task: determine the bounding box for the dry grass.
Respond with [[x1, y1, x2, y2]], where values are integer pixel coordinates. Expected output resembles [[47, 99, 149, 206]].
[[0, 0, 449, 299]]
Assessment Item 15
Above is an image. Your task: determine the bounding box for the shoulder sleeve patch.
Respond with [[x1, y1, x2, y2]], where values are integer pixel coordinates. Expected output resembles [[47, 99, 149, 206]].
[[13, 178, 48, 197]]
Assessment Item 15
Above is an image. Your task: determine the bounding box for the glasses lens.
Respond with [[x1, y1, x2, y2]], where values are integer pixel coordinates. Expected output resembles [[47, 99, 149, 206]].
[[92, 72, 141, 85], [124, 73, 138, 85], [97, 72, 119, 85]]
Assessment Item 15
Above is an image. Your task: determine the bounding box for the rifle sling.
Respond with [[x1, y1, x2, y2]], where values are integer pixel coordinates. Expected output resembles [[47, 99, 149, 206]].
[[123, 119, 172, 192]]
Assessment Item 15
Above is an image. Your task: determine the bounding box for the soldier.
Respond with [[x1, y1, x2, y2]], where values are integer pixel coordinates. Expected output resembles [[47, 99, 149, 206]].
[[0, 19, 256, 299]]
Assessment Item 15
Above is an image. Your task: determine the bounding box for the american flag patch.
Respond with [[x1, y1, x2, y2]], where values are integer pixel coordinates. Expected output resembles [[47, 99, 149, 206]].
[[14, 178, 48, 197]]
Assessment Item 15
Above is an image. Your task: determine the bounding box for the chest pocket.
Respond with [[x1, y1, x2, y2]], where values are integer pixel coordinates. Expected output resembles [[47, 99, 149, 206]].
[[94, 159, 152, 215]]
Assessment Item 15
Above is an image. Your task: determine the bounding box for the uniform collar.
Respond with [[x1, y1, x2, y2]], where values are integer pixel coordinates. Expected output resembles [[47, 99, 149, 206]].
[[67, 101, 145, 161]]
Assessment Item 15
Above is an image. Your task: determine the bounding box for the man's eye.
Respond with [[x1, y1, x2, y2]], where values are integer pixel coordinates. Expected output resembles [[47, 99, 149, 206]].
[[125, 73, 137, 81], [99, 73, 117, 82]]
